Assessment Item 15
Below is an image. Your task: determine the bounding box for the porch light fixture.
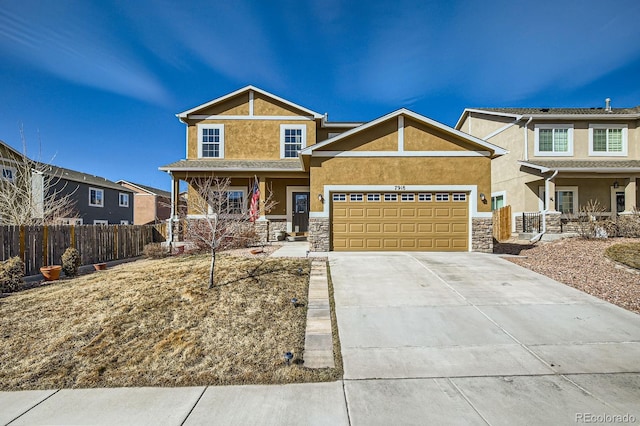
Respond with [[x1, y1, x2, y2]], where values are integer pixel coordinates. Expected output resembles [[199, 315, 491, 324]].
[[479, 193, 486, 202], [284, 351, 294, 365], [613, 181, 619, 188], [318, 194, 324, 202], [291, 297, 298, 307]]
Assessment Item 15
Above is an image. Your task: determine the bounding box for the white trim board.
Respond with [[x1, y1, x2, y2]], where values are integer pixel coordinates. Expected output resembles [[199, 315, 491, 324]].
[[311, 151, 491, 157]]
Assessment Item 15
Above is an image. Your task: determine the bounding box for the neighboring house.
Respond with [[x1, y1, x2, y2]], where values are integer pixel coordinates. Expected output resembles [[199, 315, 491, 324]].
[[0, 140, 133, 225], [117, 180, 173, 225], [159, 85, 506, 252], [42, 165, 134, 225], [455, 101, 640, 234]]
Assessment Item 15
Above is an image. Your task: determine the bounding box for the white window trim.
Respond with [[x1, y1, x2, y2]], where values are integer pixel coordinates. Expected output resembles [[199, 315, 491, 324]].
[[538, 186, 579, 214], [197, 123, 225, 158], [120, 220, 129, 225], [534, 124, 574, 157], [207, 186, 248, 215], [588, 124, 628, 157], [280, 124, 307, 159], [94, 220, 108, 225], [89, 187, 104, 207], [286, 185, 310, 232], [119, 192, 129, 207], [1, 166, 16, 182]]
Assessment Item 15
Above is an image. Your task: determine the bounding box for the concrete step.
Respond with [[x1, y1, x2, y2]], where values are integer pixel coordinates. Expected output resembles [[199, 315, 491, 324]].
[[286, 235, 307, 242]]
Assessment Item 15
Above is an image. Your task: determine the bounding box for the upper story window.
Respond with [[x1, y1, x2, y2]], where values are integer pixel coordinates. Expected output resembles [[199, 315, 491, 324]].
[[280, 125, 306, 158], [534, 124, 573, 156], [89, 187, 104, 207], [589, 124, 627, 156], [198, 124, 225, 158], [1, 166, 16, 182], [119, 193, 129, 207]]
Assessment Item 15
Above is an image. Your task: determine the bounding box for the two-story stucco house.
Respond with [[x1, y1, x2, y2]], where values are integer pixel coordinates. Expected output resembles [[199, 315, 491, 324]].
[[160, 86, 506, 252], [456, 101, 640, 234]]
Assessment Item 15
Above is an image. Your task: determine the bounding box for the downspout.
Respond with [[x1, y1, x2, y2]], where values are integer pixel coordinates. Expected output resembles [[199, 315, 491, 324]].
[[523, 117, 533, 161], [531, 169, 558, 242]]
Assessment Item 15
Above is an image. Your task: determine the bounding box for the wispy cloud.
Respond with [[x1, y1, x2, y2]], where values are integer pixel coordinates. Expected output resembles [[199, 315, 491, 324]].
[[0, 2, 170, 105], [328, 0, 640, 105]]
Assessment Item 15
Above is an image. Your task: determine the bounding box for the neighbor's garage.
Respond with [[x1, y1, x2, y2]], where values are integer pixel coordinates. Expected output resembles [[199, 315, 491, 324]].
[[331, 191, 469, 251]]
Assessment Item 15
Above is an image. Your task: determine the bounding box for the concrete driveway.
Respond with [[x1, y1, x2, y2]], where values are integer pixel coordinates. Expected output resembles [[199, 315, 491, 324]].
[[329, 251, 640, 425]]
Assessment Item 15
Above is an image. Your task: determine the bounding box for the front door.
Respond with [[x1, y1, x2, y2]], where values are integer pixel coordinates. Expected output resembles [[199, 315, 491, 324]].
[[615, 192, 625, 215], [292, 192, 310, 232]]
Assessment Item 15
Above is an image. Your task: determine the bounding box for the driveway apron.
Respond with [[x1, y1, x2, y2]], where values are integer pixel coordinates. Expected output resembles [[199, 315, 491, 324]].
[[329, 251, 640, 425]]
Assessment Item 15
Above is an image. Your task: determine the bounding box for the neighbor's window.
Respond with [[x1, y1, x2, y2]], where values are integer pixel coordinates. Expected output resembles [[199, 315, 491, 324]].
[[556, 191, 575, 214], [281, 125, 306, 158], [535, 124, 573, 156], [589, 124, 627, 156], [1, 166, 15, 182], [120, 220, 129, 225], [198, 124, 224, 158], [93, 219, 108, 225], [89, 188, 104, 207], [491, 195, 504, 210], [119, 193, 129, 207]]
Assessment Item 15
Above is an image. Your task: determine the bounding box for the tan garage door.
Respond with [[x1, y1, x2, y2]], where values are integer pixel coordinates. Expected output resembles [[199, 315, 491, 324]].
[[331, 192, 469, 251]]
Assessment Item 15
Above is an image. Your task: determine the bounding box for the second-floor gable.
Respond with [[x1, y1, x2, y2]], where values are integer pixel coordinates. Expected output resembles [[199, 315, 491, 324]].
[[457, 105, 640, 161], [178, 86, 359, 162]]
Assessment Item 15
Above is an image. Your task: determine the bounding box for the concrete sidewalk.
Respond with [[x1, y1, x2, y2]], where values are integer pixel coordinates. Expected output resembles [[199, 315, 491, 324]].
[[1, 383, 349, 425]]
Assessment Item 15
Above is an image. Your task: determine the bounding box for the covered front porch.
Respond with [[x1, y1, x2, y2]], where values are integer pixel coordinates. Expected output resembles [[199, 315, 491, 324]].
[[518, 160, 640, 234], [159, 160, 312, 245]]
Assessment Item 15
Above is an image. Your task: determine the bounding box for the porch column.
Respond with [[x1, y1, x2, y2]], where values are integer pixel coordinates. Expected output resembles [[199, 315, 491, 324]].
[[169, 174, 180, 243], [258, 176, 267, 219], [545, 178, 556, 212], [623, 177, 637, 214]]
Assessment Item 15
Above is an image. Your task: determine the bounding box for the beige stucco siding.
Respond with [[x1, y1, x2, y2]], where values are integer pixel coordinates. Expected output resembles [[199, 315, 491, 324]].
[[198, 93, 250, 116], [187, 120, 317, 160], [267, 178, 310, 216], [404, 118, 478, 151], [253, 93, 308, 116], [461, 113, 518, 138], [309, 157, 491, 213], [317, 119, 397, 152]]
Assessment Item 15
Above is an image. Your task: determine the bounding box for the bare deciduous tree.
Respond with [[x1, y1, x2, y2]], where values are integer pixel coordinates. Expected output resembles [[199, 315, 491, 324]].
[[0, 130, 78, 225], [183, 176, 276, 288]]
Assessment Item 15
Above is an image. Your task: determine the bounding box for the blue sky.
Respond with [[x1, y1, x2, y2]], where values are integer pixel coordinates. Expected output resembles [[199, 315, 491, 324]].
[[1, 0, 639, 191]]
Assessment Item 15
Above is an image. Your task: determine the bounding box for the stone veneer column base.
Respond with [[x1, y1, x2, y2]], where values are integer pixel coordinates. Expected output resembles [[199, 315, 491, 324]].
[[254, 220, 269, 245], [308, 217, 330, 252], [472, 217, 493, 253], [545, 212, 562, 234]]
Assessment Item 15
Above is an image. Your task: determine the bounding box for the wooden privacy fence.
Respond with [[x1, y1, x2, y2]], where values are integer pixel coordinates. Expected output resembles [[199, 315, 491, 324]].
[[0, 225, 165, 276], [492, 205, 512, 242]]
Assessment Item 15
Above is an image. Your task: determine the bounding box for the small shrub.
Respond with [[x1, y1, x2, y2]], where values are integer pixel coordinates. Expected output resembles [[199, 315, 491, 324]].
[[576, 200, 607, 239], [617, 211, 640, 238], [61, 247, 81, 277], [143, 243, 170, 259], [0, 257, 25, 293]]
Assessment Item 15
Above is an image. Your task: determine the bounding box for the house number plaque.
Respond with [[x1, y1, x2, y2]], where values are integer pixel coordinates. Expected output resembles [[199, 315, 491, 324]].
[[394, 185, 406, 190]]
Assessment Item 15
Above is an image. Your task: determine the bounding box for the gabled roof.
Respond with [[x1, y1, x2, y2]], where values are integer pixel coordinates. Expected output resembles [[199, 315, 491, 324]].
[[39, 164, 132, 192], [456, 105, 640, 129], [117, 180, 171, 198], [177, 85, 324, 120], [301, 108, 507, 157]]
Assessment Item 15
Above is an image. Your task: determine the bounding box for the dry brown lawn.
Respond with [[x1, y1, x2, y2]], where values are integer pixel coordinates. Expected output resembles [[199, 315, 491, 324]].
[[0, 253, 342, 390]]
